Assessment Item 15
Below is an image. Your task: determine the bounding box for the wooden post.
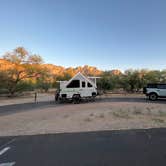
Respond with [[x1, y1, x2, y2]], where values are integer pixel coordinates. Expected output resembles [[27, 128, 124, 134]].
[[34, 92, 37, 103]]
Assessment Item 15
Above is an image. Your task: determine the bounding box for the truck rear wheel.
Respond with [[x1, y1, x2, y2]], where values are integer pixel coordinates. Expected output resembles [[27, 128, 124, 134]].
[[72, 94, 81, 104]]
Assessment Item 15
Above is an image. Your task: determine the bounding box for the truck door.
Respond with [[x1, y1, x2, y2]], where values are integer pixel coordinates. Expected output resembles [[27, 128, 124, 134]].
[[80, 81, 87, 97], [157, 84, 166, 97], [80, 81, 93, 97]]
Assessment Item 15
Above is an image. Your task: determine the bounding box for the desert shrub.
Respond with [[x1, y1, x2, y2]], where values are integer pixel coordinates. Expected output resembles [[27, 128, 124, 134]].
[[36, 81, 51, 92]]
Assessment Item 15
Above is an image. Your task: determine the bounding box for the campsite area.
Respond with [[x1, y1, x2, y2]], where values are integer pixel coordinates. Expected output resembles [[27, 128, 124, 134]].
[[0, 93, 166, 137]]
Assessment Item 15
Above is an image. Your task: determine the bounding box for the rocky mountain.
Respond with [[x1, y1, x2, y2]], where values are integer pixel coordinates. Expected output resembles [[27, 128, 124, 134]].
[[0, 59, 102, 77], [0, 59, 122, 80]]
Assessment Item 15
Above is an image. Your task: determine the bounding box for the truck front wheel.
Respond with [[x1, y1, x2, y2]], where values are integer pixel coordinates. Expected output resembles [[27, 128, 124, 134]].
[[149, 93, 158, 101], [92, 92, 97, 101]]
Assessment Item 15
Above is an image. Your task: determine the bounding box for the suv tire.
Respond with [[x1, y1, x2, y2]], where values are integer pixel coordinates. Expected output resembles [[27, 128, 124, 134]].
[[149, 93, 158, 101]]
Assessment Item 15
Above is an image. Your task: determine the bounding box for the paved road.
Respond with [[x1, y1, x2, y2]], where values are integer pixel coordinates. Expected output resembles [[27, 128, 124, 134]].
[[0, 101, 57, 116], [0, 128, 166, 166], [1, 96, 166, 116]]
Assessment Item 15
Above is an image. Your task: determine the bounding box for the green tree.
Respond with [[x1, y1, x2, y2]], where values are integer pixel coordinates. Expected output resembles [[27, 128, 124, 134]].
[[1, 47, 44, 96], [144, 70, 162, 83]]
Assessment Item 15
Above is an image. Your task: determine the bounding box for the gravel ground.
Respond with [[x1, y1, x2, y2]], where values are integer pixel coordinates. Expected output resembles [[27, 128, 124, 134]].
[[0, 94, 166, 136], [0, 93, 54, 106]]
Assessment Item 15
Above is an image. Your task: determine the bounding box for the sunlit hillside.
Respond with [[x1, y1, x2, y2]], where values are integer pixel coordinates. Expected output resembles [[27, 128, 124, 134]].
[[0, 58, 103, 78], [1, 47, 166, 96]]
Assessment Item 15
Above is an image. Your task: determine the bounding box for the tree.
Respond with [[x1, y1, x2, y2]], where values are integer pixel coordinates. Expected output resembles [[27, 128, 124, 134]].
[[35, 67, 52, 92], [121, 70, 142, 92], [97, 77, 112, 91], [98, 71, 121, 91], [1, 47, 44, 96], [144, 70, 162, 83], [3, 47, 43, 64], [0, 71, 9, 88], [160, 70, 166, 83]]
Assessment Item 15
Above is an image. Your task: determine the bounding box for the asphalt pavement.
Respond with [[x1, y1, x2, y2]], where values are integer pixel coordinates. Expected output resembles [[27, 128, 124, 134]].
[[1, 96, 166, 117], [0, 128, 166, 166]]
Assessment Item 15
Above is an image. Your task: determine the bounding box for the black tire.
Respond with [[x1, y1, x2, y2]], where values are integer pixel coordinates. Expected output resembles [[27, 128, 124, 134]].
[[72, 94, 81, 104], [92, 92, 97, 97], [149, 93, 158, 101], [92, 93, 96, 102]]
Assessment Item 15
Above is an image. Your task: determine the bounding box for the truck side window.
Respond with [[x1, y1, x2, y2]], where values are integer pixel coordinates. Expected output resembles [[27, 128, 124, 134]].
[[82, 81, 85, 88], [67, 80, 80, 88], [88, 82, 92, 87]]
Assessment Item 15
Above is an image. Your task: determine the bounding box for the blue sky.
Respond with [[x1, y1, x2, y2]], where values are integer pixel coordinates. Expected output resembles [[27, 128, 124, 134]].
[[0, 0, 166, 71]]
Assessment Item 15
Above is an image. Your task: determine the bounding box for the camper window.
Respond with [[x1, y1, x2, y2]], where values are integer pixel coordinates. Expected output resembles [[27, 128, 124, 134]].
[[88, 82, 92, 87], [67, 80, 80, 88], [82, 81, 85, 88]]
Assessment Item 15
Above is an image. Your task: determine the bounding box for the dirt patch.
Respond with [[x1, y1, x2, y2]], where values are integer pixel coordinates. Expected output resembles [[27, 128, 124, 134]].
[[0, 94, 166, 136], [0, 93, 54, 106]]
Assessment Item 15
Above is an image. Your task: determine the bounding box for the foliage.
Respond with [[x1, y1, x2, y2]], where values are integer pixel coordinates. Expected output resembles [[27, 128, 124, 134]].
[[0, 47, 44, 96], [35, 67, 52, 92], [1, 47, 166, 95], [98, 69, 166, 92]]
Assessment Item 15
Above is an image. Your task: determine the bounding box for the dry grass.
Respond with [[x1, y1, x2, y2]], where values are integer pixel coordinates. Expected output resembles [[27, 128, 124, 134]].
[[63, 114, 69, 118], [89, 113, 94, 117], [112, 109, 130, 119], [152, 118, 165, 124], [84, 117, 92, 122], [133, 106, 142, 115], [158, 110, 166, 117], [1, 94, 166, 136], [98, 113, 105, 118]]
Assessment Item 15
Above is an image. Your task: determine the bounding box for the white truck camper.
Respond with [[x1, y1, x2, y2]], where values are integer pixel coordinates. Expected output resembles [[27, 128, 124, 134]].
[[55, 72, 100, 103]]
